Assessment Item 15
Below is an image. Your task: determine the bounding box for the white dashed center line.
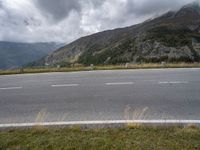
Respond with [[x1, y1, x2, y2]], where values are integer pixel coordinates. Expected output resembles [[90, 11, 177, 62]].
[[105, 82, 134, 85], [0, 87, 23, 90], [51, 84, 80, 87], [159, 81, 189, 84]]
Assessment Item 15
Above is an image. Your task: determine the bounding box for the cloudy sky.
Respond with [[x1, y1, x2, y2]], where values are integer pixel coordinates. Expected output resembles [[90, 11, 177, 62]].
[[0, 0, 198, 43]]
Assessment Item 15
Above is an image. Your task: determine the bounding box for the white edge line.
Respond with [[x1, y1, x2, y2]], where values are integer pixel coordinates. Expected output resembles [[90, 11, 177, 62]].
[[1, 120, 200, 128], [105, 82, 134, 85], [51, 84, 79, 87], [0, 87, 23, 90]]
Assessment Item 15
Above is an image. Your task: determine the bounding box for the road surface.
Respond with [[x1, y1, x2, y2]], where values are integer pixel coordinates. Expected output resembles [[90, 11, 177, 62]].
[[0, 68, 200, 124]]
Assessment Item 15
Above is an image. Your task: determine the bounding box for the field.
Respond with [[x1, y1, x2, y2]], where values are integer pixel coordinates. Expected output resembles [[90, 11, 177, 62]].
[[0, 126, 200, 150]]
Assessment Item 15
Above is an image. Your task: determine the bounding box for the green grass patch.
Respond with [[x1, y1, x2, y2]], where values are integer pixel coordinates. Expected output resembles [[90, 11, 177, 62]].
[[0, 126, 200, 150], [0, 63, 200, 76]]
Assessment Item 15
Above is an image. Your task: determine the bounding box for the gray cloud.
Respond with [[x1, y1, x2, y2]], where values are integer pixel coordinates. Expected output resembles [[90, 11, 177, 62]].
[[34, 0, 81, 22], [126, 0, 194, 16], [0, 0, 199, 43]]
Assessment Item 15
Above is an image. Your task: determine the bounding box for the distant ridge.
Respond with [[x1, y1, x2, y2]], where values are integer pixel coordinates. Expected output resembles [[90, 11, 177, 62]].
[[0, 42, 62, 69]]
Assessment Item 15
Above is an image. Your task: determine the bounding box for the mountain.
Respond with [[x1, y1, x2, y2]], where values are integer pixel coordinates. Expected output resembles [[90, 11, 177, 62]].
[[0, 42, 62, 69], [35, 3, 200, 67]]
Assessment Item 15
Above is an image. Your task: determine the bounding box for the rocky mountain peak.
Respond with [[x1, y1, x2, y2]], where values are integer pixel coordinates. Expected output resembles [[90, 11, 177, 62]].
[[175, 2, 200, 18]]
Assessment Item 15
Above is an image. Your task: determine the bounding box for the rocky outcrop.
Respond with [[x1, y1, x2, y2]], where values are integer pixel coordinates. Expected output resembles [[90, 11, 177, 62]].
[[133, 40, 198, 62]]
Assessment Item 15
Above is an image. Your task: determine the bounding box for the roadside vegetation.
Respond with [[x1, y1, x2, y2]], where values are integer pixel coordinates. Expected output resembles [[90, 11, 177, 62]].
[[0, 125, 200, 150], [0, 63, 200, 75]]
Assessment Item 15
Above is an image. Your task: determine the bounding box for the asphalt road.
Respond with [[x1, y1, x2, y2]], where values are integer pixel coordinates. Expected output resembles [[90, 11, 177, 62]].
[[0, 68, 200, 124]]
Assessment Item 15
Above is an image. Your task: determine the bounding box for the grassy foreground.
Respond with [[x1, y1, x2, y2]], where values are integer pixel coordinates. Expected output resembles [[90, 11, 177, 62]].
[[0, 126, 200, 150], [0, 63, 200, 75]]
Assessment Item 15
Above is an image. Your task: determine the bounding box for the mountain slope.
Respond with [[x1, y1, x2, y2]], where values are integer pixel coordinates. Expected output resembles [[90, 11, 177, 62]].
[[38, 3, 200, 66], [0, 42, 62, 69]]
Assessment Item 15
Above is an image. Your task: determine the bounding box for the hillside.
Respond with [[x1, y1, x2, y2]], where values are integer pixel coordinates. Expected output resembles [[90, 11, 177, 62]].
[[0, 42, 62, 69], [36, 3, 200, 67]]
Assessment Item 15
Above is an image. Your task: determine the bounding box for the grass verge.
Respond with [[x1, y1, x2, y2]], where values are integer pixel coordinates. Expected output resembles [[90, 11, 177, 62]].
[[0, 63, 200, 75], [0, 126, 200, 150]]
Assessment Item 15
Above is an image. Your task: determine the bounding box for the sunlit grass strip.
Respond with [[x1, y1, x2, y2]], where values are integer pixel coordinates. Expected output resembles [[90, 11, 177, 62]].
[[0, 63, 200, 75]]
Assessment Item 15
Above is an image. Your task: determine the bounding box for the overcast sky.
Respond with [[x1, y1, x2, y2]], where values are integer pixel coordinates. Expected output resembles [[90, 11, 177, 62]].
[[0, 0, 198, 43]]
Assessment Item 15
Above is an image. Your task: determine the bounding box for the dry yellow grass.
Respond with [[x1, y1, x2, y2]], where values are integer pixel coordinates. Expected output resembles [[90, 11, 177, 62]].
[[35, 109, 48, 123], [124, 106, 149, 128], [0, 63, 200, 75]]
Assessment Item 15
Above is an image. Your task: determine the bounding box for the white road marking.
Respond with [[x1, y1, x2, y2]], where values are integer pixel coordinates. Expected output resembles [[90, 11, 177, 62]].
[[169, 81, 188, 84], [51, 84, 79, 87], [105, 82, 134, 85], [159, 81, 188, 84], [159, 82, 169, 84], [0, 120, 200, 128], [0, 87, 23, 90]]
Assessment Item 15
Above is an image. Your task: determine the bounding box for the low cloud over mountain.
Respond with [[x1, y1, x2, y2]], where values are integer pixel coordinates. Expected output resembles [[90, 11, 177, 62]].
[[0, 0, 198, 43]]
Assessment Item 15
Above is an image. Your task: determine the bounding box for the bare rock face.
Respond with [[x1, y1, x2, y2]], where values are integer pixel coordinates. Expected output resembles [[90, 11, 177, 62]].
[[33, 3, 200, 67], [193, 41, 200, 55], [133, 40, 197, 63], [168, 46, 193, 60], [188, 25, 199, 31]]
